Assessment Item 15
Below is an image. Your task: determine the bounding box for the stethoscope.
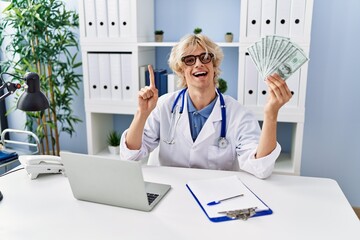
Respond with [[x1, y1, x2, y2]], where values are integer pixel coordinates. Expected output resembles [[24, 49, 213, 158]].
[[164, 88, 228, 148]]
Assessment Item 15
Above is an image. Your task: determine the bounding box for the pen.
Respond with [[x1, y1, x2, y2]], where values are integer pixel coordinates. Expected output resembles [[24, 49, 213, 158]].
[[207, 194, 244, 206]]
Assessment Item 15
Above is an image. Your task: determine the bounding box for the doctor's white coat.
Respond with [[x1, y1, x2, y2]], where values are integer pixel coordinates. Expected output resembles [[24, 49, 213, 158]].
[[120, 90, 281, 179]]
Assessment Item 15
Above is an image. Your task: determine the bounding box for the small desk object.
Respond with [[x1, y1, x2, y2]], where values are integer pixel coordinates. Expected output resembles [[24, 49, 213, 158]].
[[0, 165, 359, 240], [0, 150, 19, 173], [0, 150, 18, 166]]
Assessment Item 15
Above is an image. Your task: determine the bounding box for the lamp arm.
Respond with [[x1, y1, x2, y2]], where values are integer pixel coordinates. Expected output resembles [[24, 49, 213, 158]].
[[0, 82, 22, 102]]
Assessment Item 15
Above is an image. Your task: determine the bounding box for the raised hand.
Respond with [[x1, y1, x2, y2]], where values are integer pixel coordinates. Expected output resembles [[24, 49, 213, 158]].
[[255, 73, 292, 160], [138, 65, 159, 115], [265, 73, 292, 115]]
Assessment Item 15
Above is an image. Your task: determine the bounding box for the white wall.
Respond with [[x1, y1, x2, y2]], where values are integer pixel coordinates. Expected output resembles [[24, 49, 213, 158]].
[[301, 0, 360, 207]]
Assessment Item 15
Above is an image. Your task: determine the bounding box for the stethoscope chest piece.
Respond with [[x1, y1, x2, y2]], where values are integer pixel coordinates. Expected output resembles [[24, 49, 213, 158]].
[[218, 137, 228, 148]]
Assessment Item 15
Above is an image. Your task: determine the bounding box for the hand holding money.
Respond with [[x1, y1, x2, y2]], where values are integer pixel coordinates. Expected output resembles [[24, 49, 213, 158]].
[[265, 73, 292, 114], [247, 35, 309, 80]]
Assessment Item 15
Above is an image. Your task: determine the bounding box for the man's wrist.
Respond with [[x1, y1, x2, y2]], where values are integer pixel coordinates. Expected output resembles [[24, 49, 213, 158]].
[[263, 110, 278, 122]]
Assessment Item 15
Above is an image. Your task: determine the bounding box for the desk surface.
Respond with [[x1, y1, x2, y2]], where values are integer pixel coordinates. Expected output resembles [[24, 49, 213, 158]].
[[0, 165, 359, 240]]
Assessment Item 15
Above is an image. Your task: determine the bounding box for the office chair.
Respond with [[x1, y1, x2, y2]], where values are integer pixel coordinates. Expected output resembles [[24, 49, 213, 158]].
[[0, 128, 40, 172]]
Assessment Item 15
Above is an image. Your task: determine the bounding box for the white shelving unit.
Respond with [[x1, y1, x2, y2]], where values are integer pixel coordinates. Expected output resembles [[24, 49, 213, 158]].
[[78, 0, 313, 175], [237, 0, 313, 175]]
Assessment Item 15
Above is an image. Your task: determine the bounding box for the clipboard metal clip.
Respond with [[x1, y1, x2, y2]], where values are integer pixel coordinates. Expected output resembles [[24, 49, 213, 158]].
[[218, 207, 257, 221]]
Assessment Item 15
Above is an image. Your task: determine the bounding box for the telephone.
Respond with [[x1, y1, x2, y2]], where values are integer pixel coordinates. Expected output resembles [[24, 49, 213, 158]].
[[18, 155, 65, 180]]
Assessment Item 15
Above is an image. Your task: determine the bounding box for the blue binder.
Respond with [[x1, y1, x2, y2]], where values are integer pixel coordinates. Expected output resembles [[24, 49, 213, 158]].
[[145, 69, 168, 96], [186, 175, 273, 222]]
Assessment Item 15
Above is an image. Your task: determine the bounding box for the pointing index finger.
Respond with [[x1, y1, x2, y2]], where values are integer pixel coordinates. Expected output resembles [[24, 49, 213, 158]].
[[148, 65, 156, 89]]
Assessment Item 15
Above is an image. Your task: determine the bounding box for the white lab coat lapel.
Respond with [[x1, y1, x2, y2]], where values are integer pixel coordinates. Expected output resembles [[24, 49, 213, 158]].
[[175, 93, 194, 146], [193, 96, 222, 147]]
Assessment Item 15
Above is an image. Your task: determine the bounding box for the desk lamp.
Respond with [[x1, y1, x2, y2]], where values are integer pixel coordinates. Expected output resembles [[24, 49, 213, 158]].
[[0, 72, 50, 201], [0, 72, 49, 110]]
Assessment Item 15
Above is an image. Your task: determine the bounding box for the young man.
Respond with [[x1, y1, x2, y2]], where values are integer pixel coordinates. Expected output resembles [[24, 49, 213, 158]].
[[120, 34, 291, 179]]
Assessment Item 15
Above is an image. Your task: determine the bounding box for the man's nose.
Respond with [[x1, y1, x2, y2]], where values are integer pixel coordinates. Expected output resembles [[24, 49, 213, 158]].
[[194, 56, 203, 66]]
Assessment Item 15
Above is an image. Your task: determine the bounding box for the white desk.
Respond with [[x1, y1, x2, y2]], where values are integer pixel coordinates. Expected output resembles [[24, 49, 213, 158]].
[[0, 166, 359, 240]]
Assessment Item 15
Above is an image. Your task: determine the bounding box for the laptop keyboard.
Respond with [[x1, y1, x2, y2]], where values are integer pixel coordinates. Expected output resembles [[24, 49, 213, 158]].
[[147, 193, 159, 205]]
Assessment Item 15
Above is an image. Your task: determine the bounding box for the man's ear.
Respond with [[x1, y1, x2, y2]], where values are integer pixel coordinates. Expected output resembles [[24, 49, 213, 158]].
[[180, 74, 187, 88]]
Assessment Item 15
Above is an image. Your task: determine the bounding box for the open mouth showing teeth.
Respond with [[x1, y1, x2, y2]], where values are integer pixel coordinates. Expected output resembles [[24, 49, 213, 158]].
[[193, 72, 208, 77]]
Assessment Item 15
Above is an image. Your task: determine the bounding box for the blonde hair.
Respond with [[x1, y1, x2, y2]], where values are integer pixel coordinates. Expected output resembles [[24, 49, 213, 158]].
[[168, 34, 224, 88]]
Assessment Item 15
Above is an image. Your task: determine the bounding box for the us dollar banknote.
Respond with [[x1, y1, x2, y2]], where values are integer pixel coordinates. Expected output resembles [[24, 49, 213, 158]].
[[247, 35, 308, 80]]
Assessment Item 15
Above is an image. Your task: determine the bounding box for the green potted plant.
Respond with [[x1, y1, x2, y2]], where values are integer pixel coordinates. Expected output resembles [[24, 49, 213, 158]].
[[0, 0, 82, 156], [225, 32, 234, 42], [218, 78, 228, 93], [193, 27, 202, 34], [154, 30, 164, 42], [107, 130, 121, 155]]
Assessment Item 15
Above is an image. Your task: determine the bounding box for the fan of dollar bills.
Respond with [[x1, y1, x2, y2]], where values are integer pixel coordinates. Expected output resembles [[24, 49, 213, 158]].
[[247, 35, 308, 80]]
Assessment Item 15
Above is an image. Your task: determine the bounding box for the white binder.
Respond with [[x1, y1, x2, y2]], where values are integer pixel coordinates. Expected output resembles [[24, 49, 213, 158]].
[[285, 69, 300, 107], [261, 0, 276, 37], [83, 0, 97, 37], [107, 0, 120, 38], [109, 54, 122, 100], [98, 54, 112, 99], [275, 0, 291, 37], [95, 0, 108, 38], [290, 0, 307, 38], [167, 73, 180, 93], [257, 75, 268, 106], [139, 65, 147, 89], [246, 0, 262, 39], [87, 54, 100, 99], [244, 53, 258, 106], [119, 0, 132, 38], [121, 53, 133, 100]]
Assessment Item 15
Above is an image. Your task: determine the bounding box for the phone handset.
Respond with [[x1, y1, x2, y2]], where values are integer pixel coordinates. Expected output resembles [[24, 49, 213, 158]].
[[19, 155, 65, 180], [24, 155, 62, 165]]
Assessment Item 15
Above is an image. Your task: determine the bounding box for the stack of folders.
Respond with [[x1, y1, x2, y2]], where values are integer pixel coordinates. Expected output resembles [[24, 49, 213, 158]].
[[186, 175, 272, 222], [144, 69, 168, 96], [0, 150, 18, 165], [247, 35, 309, 80]]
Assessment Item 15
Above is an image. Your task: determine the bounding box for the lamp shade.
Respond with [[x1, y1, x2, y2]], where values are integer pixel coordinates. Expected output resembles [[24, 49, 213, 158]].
[[17, 72, 49, 111]]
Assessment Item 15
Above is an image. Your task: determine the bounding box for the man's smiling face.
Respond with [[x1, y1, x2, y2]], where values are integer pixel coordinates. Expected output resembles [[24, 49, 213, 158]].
[[182, 46, 215, 91]]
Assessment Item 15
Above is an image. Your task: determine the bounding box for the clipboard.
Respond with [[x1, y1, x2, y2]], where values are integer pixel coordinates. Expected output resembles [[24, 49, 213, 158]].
[[186, 175, 272, 222]]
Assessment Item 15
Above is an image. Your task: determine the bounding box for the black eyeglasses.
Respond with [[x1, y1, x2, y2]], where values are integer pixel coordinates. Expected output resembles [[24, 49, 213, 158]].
[[181, 52, 214, 66]]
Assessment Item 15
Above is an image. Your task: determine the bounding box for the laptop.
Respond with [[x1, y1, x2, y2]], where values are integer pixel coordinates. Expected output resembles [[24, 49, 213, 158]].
[[60, 151, 171, 212]]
